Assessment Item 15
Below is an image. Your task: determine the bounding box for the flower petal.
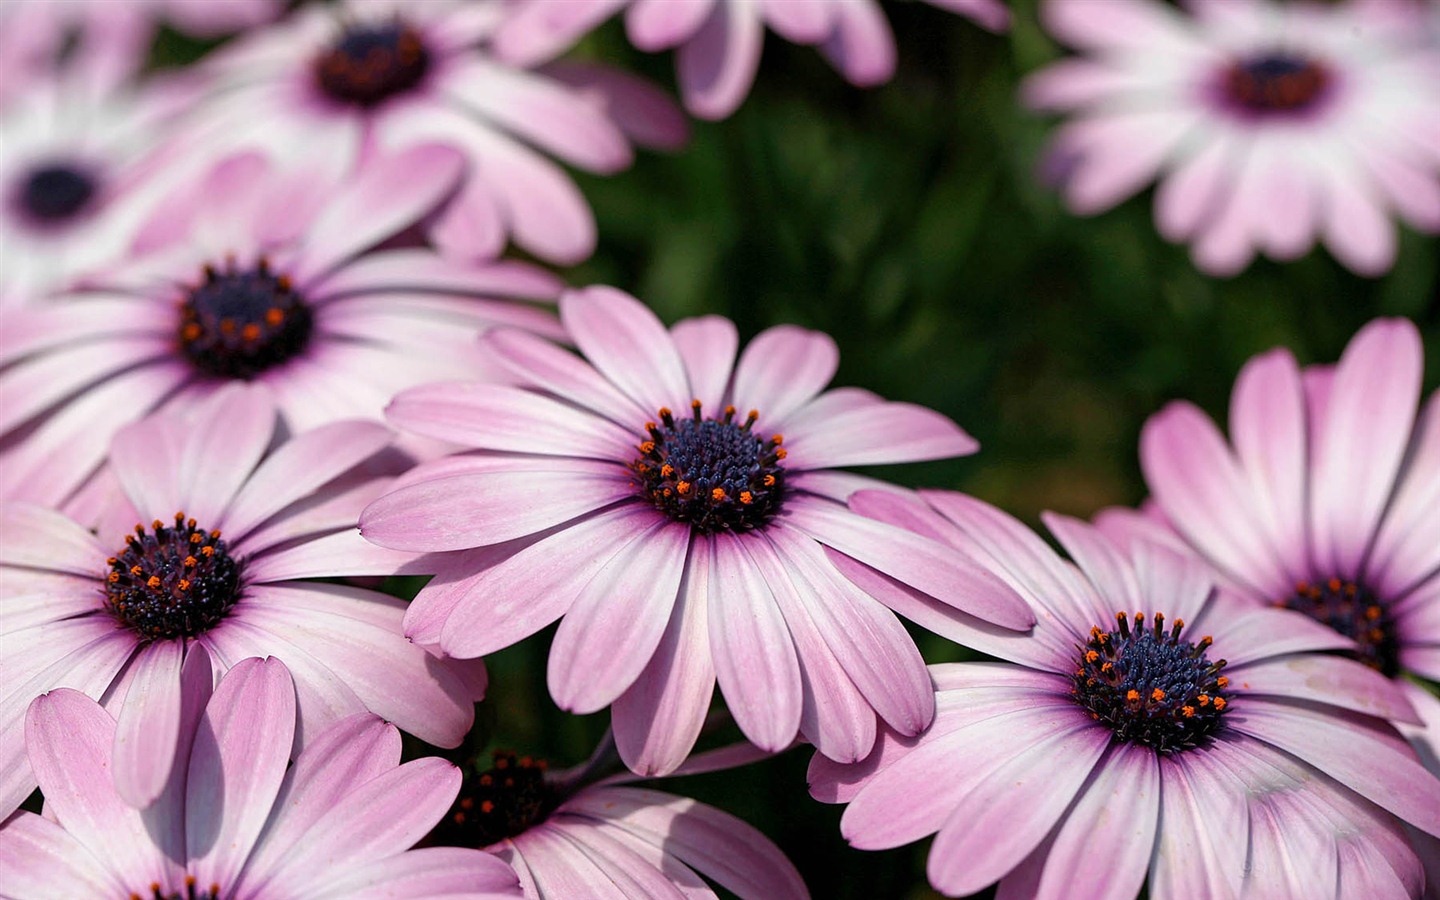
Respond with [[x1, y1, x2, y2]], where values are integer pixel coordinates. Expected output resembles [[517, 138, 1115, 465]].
[[560, 287, 690, 417], [731, 325, 838, 425], [111, 640, 185, 808]]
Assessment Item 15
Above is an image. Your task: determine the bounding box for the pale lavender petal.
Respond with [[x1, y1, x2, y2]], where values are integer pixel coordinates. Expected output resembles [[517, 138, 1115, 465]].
[[675, 0, 764, 120], [24, 689, 175, 888], [430, 505, 660, 658], [626, 0, 715, 50], [234, 587, 478, 747], [1149, 742, 1250, 900], [1140, 401, 1290, 596], [381, 381, 635, 461], [1001, 743, 1158, 900], [1053, 110, 1196, 216], [308, 249, 563, 302], [1370, 391, 1440, 600], [107, 411, 187, 520], [187, 657, 297, 891], [1311, 319, 1423, 578], [784, 401, 977, 469], [360, 462, 631, 551], [731, 325, 838, 425], [614, 542, 716, 776], [314, 846, 522, 899], [481, 327, 646, 425], [784, 494, 1033, 630], [1199, 601, 1353, 667], [1228, 697, 1440, 836], [243, 528, 427, 583], [547, 520, 689, 713], [1230, 654, 1419, 724], [768, 525, 934, 736], [1228, 347, 1310, 585], [219, 420, 393, 541], [0, 504, 106, 575], [670, 315, 738, 415], [708, 533, 803, 752], [536, 821, 689, 899], [111, 639, 185, 808], [294, 144, 465, 282], [509, 825, 631, 899], [493, 0, 625, 64], [926, 721, 1110, 896], [560, 287, 690, 416], [820, 0, 896, 88], [563, 785, 808, 900], [761, 0, 831, 42], [1320, 165, 1397, 276], [0, 811, 124, 897], [542, 60, 691, 152], [176, 384, 277, 525], [429, 172, 509, 262]]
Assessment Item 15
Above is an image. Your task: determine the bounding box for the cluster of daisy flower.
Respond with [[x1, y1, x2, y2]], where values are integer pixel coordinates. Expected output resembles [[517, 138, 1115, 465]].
[[0, 1, 1436, 898]]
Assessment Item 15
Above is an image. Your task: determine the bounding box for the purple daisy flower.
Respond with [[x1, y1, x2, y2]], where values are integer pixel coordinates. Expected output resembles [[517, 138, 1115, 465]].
[[0, 146, 563, 509], [0, 65, 200, 299], [812, 489, 1440, 898], [0, 656, 522, 899], [1101, 316, 1440, 848], [179, 0, 688, 265], [1023, 0, 1440, 277], [361, 286, 1033, 775], [441, 743, 807, 899], [0, 384, 485, 817], [494, 0, 1010, 121]]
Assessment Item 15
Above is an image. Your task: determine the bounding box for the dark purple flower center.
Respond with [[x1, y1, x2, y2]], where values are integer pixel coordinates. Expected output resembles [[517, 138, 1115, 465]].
[[633, 402, 786, 533], [17, 162, 97, 223], [1222, 52, 1332, 115], [1070, 611, 1231, 753], [104, 513, 241, 641], [314, 20, 430, 107], [1278, 578, 1400, 677], [135, 877, 220, 900], [439, 751, 556, 848], [178, 257, 313, 380]]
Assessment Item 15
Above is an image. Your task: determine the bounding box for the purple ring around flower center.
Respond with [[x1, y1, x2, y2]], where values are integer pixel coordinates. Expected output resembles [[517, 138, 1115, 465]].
[[1217, 51, 1335, 118], [177, 256, 314, 380], [1070, 611, 1231, 753], [103, 512, 242, 641], [313, 20, 431, 108], [632, 401, 787, 533]]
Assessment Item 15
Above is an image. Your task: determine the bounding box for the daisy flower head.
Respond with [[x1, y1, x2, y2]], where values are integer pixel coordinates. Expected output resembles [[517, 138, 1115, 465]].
[[811, 490, 1440, 899], [432, 743, 809, 899], [1023, 0, 1440, 277], [0, 383, 487, 817], [494, 0, 1011, 121], [1099, 318, 1440, 775], [361, 286, 1034, 775], [0, 145, 564, 510], [0, 64, 199, 299], [181, 0, 688, 266], [0, 656, 522, 900]]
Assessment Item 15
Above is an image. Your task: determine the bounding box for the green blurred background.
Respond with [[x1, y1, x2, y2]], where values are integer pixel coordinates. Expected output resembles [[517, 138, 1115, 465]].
[[161, 1, 1439, 896]]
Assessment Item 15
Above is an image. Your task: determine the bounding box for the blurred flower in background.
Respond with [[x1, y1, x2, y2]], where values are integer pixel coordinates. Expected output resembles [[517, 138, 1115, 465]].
[[495, 0, 1010, 119], [1025, 0, 1440, 277], [178, 0, 688, 266]]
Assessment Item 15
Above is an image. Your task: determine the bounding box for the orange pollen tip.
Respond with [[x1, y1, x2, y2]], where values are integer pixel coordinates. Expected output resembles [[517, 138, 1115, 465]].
[[711, 488, 726, 501], [210, 530, 221, 539], [1216, 677, 1229, 687], [178, 579, 191, 591], [146, 576, 162, 589], [1197, 694, 1210, 705], [658, 407, 672, 418], [772, 434, 784, 445], [201, 546, 214, 557], [241, 324, 261, 341], [1084, 650, 1099, 663], [480, 800, 495, 813], [677, 481, 691, 495], [190, 533, 203, 543], [108, 573, 120, 583], [265, 307, 284, 325], [639, 441, 655, 454], [184, 556, 197, 567], [774, 449, 788, 459], [479, 774, 492, 786], [1213, 697, 1227, 710], [152, 519, 164, 530], [1328, 578, 1342, 591], [1181, 706, 1195, 717], [1150, 688, 1165, 701], [1126, 689, 1140, 702], [763, 474, 775, 486], [739, 491, 753, 504], [130, 565, 144, 575], [691, 399, 702, 409], [660, 464, 673, 477]]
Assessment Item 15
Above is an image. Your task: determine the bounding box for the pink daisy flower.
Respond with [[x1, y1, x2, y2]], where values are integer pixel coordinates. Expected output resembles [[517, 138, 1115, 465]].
[[0, 656, 522, 899], [0, 65, 199, 299], [1101, 318, 1440, 825], [437, 744, 807, 898], [494, 0, 1011, 121], [0, 146, 563, 509], [0, 384, 486, 817], [181, 0, 688, 265], [812, 490, 1440, 898], [1023, 0, 1440, 276], [361, 286, 1034, 775]]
